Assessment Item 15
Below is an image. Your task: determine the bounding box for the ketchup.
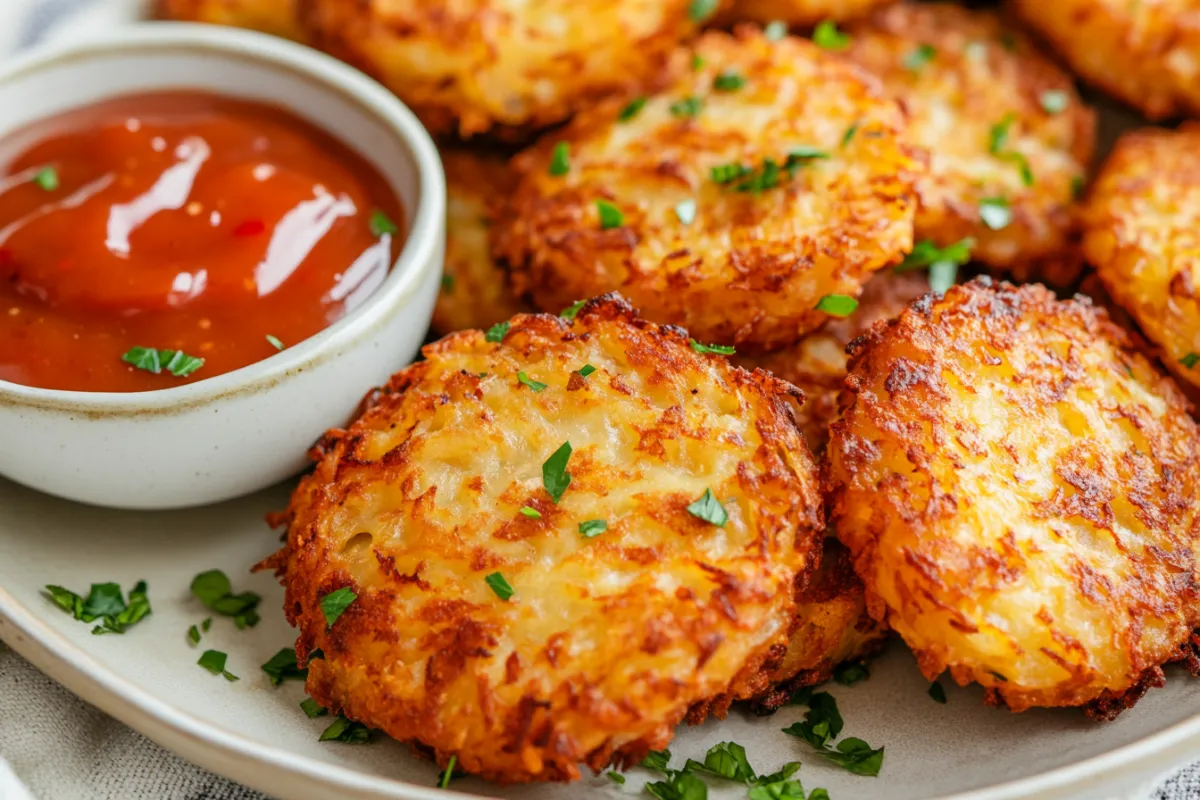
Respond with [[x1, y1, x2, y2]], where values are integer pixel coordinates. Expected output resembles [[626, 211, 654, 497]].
[[0, 91, 405, 392]]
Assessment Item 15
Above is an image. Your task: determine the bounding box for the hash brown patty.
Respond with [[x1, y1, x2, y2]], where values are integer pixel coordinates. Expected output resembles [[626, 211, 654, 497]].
[[272, 295, 824, 782], [495, 27, 924, 352], [828, 279, 1200, 715]]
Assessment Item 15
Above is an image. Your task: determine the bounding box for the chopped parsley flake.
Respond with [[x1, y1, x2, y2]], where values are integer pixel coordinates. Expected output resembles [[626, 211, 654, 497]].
[[542, 441, 573, 503], [596, 200, 624, 229], [903, 44, 937, 72], [300, 697, 328, 718], [816, 294, 858, 317], [265, 334, 284, 351], [675, 199, 698, 225], [34, 166, 59, 191], [687, 488, 728, 527], [646, 771, 707, 800], [781, 691, 884, 776], [692, 53, 706, 71], [713, 70, 746, 91], [549, 142, 570, 176], [833, 662, 870, 685], [988, 113, 1034, 186], [684, 741, 756, 783], [764, 20, 788, 41], [368, 209, 397, 236], [45, 581, 152, 636], [485, 572, 514, 601], [1040, 89, 1070, 114], [319, 716, 371, 743], [439, 756, 457, 789], [711, 163, 752, 184], [670, 96, 703, 118], [579, 519, 608, 537], [1180, 352, 1200, 369], [812, 20, 850, 50], [690, 339, 736, 355], [201, 617, 212, 632], [618, 97, 647, 122], [485, 321, 511, 343], [121, 347, 205, 378], [642, 750, 673, 773], [842, 122, 860, 148], [197, 649, 239, 682], [577, 364, 596, 378], [440, 274, 455, 292], [261, 648, 307, 686], [979, 197, 1013, 230], [929, 681, 948, 703], [689, 0, 718, 22], [187, 624, 201, 645], [320, 587, 357, 628], [560, 299, 587, 319], [607, 771, 626, 784], [189, 570, 261, 629], [896, 238, 973, 292], [519, 505, 542, 519], [517, 371, 548, 392]]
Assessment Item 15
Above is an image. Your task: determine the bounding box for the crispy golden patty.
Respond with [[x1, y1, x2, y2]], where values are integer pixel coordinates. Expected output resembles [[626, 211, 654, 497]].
[[155, 0, 306, 41], [434, 150, 528, 335], [299, 0, 710, 139], [828, 279, 1200, 715], [495, 28, 923, 351], [843, 3, 1094, 285], [736, 270, 928, 454], [718, 0, 895, 26], [1011, 0, 1200, 121], [273, 295, 823, 782], [1084, 125, 1200, 397]]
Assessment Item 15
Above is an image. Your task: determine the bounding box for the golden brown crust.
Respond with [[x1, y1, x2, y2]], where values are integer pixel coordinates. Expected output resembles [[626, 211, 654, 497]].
[[433, 150, 529, 335], [736, 270, 929, 454], [298, 0, 710, 140], [844, 3, 1094, 285], [719, 0, 896, 26], [494, 28, 924, 351], [1084, 124, 1200, 397], [155, 0, 307, 41], [1011, 0, 1200, 121], [276, 294, 823, 782], [827, 279, 1200, 714]]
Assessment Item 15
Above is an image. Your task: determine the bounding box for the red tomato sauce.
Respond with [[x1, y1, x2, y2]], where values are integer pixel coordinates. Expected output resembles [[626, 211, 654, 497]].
[[0, 91, 405, 392]]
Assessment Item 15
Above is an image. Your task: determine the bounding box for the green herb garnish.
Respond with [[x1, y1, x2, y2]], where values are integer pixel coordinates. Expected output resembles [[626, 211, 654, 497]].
[[764, 20, 788, 41], [320, 587, 357, 628], [689, 0, 718, 22], [121, 347, 205, 378], [579, 519, 608, 537], [517, 371, 548, 392], [675, 199, 698, 225], [300, 697, 328, 718], [618, 97, 647, 122], [812, 20, 850, 50], [45, 581, 152, 636], [670, 96, 703, 118], [519, 506, 542, 519], [261, 648, 307, 686], [816, 294, 858, 317], [713, 70, 746, 91], [440, 274, 455, 292], [929, 681, 948, 703], [608, 771, 626, 784], [689, 339, 736, 355], [833, 662, 869, 685], [1180, 352, 1199, 369], [684, 741, 756, 783], [439, 756, 457, 789], [1040, 89, 1069, 114], [34, 166, 59, 191], [319, 716, 370, 743], [596, 200, 624, 230], [542, 441, 573, 503], [577, 364, 596, 378], [782, 691, 884, 776], [485, 572, 514, 601], [197, 649, 239, 681], [549, 142, 570, 176], [903, 44, 936, 72], [368, 209, 397, 236], [189, 570, 261, 629], [187, 624, 201, 645], [988, 113, 1034, 186], [687, 488, 728, 527], [485, 321, 511, 343], [842, 122, 860, 148]]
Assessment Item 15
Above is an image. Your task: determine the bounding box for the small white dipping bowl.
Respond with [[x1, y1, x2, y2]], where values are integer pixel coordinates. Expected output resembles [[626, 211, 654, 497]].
[[0, 24, 445, 510]]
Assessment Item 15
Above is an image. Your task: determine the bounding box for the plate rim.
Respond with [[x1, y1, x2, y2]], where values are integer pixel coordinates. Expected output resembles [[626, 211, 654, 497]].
[[2, 580, 1198, 800]]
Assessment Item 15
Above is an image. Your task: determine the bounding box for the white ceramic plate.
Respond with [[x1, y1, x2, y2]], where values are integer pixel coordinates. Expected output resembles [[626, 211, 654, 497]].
[[1, 475, 1199, 800], [2, 3, 1198, 800]]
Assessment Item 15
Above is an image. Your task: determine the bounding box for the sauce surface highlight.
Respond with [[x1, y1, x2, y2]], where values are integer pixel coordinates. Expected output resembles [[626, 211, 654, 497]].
[[0, 91, 404, 392]]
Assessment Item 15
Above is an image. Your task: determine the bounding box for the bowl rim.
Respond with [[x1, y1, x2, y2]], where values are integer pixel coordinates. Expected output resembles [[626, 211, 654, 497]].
[[0, 22, 445, 413]]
